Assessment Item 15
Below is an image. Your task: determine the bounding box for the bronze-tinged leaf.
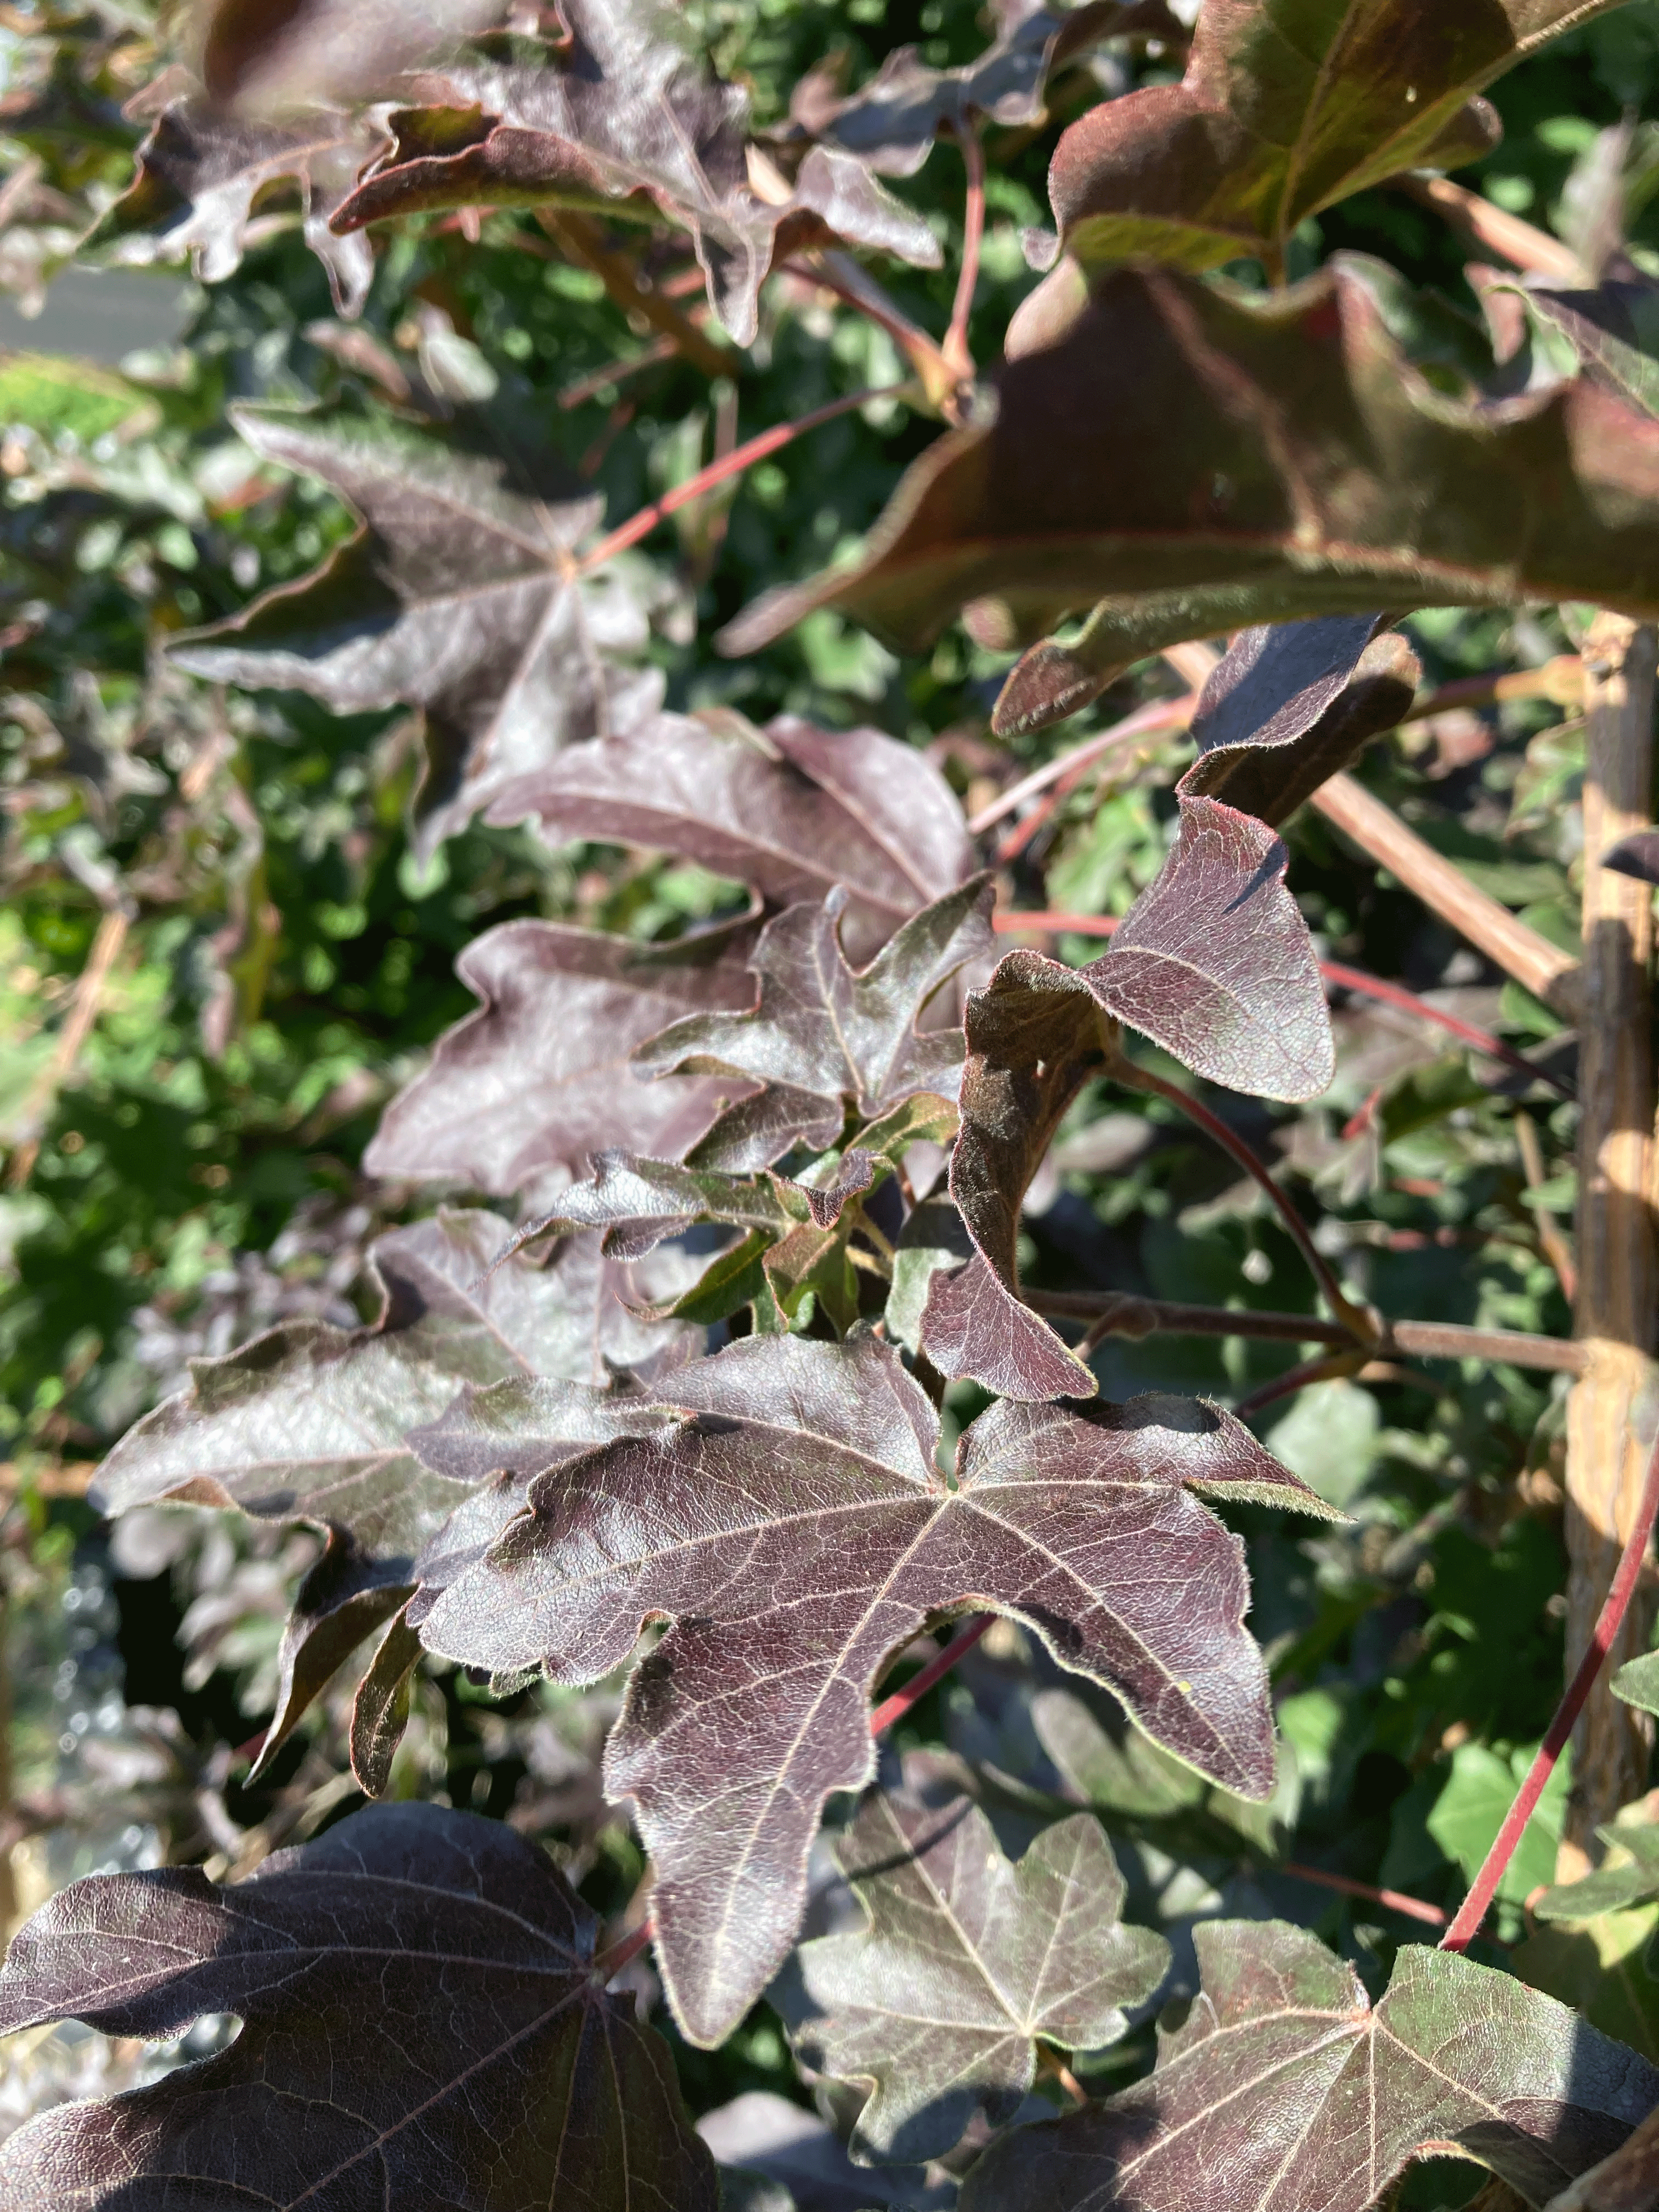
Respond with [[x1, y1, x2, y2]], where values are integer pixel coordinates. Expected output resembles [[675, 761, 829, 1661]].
[[84, 97, 377, 315], [958, 1919, 1659, 2212], [90, 1209, 648, 1770], [514, 1150, 875, 1261], [1037, 0, 1628, 279], [924, 800, 1331, 1398], [786, 0, 1175, 179], [0, 1801, 718, 2212], [490, 711, 978, 966], [1515, 282, 1659, 422], [414, 1333, 1319, 2046], [329, 1, 940, 345], [789, 1791, 1169, 2164], [200, 0, 506, 114], [170, 408, 664, 855], [635, 878, 995, 1172], [719, 256, 1659, 669], [363, 915, 758, 1194], [1180, 616, 1421, 825]]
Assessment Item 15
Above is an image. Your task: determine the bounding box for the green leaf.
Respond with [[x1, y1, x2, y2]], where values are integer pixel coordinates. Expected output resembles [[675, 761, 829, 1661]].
[[1614, 1649, 1659, 1717], [1426, 1740, 1571, 1909]]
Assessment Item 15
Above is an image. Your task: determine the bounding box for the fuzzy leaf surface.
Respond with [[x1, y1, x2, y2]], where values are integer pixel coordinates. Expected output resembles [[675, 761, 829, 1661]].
[[364, 916, 757, 1194], [789, 1791, 1168, 2163], [490, 712, 978, 964], [720, 257, 1659, 667], [924, 801, 1331, 1398], [0, 1801, 717, 2212], [636, 878, 994, 1171], [331, 2, 940, 343], [414, 1334, 1312, 2045], [1037, 0, 1627, 276], [199, 0, 505, 112], [1181, 616, 1421, 825], [788, 1, 1170, 179], [958, 1919, 1659, 2212], [87, 98, 377, 314], [171, 408, 663, 853], [89, 1209, 621, 1765]]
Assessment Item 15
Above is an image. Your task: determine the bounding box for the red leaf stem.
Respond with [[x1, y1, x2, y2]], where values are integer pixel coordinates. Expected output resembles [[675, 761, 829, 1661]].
[[1279, 1860, 1450, 1930], [945, 124, 986, 382], [578, 384, 904, 572], [1230, 1350, 1364, 1420], [967, 697, 1194, 835], [591, 1918, 655, 1982], [1440, 1420, 1659, 1953], [868, 1614, 995, 1737]]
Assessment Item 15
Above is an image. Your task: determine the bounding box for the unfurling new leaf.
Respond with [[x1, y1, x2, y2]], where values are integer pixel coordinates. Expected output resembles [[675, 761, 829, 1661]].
[[0, 1802, 718, 2211], [788, 1790, 1168, 2164], [413, 1332, 1325, 2045]]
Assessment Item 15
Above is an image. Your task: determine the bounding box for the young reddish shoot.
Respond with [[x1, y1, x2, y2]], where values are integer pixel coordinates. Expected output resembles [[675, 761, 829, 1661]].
[[967, 696, 1195, 835], [1441, 1422, 1659, 1953], [1280, 1861, 1451, 1931], [868, 1615, 995, 1737], [944, 125, 985, 383], [579, 385, 905, 573]]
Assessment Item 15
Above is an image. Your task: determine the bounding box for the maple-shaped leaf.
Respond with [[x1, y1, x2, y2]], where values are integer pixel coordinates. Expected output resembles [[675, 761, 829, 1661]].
[[413, 1331, 1327, 2045], [0, 1801, 718, 2212], [720, 256, 1659, 669], [516, 1149, 876, 1259], [1035, 0, 1630, 279], [1180, 615, 1421, 825], [958, 1918, 1659, 2212], [86, 97, 377, 315], [787, 0, 1174, 180], [491, 711, 978, 967], [329, 2, 941, 346], [171, 407, 664, 854], [90, 1209, 646, 1770], [636, 877, 995, 1171], [923, 800, 1333, 1398], [364, 915, 758, 1194], [502, 1226, 707, 1385], [788, 1791, 1169, 2164]]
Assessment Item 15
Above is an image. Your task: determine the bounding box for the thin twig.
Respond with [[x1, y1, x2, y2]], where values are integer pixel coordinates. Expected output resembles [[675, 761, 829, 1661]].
[[7, 908, 129, 1187], [783, 251, 959, 413], [578, 385, 904, 572], [1111, 1054, 1372, 1337], [1028, 1290, 1354, 1347], [1516, 1110, 1578, 1302], [1279, 1859, 1451, 1930], [558, 333, 681, 409], [967, 697, 1194, 835], [539, 209, 737, 380], [1312, 772, 1582, 1017], [1442, 1420, 1659, 1951], [1400, 173, 1584, 281], [1232, 1349, 1367, 1420], [868, 1615, 994, 1736], [944, 125, 985, 382], [1386, 1320, 1584, 1374]]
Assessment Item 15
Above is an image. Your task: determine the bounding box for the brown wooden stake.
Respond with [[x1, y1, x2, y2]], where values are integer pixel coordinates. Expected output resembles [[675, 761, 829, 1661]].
[[1559, 615, 1659, 1878]]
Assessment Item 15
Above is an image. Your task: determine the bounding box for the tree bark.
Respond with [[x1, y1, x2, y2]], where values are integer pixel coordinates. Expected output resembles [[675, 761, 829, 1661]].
[[1559, 615, 1659, 1877]]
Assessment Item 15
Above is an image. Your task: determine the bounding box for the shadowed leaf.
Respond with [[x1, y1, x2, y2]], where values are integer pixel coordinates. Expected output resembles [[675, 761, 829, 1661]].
[[330, 2, 941, 344], [364, 916, 758, 1194], [0, 1801, 718, 2211], [414, 1332, 1319, 2045], [171, 407, 663, 854], [490, 712, 978, 965], [636, 878, 994, 1171], [89, 1209, 647, 1769], [787, 0, 1174, 179], [1517, 283, 1659, 422], [788, 1791, 1168, 2163], [924, 800, 1331, 1397], [719, 257, 1659, 669], [1036, 0, 1626, 278], [86, 98, 377, 314], [200, 0, 506, 113], [1533, 1824, 1659, 1924], [958, 1919, 1659, 2212], [1180, 616, 1421, 824]]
